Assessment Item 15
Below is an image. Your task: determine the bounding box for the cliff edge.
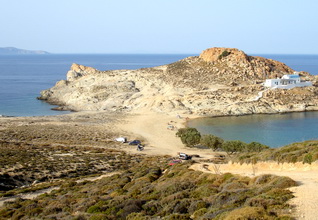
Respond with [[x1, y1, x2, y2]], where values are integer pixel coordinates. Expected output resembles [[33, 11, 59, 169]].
[[38, 47, 318, 116]]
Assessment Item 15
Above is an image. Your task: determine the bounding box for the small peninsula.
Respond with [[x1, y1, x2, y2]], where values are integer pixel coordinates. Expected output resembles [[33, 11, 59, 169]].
[[0, 47, 49, 55], [39, 47, 318, 116]]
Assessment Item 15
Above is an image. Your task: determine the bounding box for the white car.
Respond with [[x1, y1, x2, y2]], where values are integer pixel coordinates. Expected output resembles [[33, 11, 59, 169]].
[[115, 137, 127, 143]]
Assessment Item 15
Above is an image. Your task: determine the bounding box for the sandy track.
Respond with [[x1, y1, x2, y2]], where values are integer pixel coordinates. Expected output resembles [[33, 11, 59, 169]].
[[190, 161, 318, 220]]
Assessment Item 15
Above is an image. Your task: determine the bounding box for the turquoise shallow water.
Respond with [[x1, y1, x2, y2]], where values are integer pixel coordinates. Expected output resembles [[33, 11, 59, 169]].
[[187, 112, 318, 148]]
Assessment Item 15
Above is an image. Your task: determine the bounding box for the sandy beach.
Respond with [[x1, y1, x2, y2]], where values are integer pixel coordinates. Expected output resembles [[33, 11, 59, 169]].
[[116, 111, 216, 157]]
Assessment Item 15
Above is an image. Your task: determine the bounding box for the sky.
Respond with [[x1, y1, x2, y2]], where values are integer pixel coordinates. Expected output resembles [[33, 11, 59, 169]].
[[1, 0, 318, 54]]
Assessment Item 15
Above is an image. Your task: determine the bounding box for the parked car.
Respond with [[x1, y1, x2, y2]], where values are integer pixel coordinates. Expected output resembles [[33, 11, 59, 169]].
[[115, 137, 127, 143], [178, 152, 192, 160], [129, 140, 141, 145]]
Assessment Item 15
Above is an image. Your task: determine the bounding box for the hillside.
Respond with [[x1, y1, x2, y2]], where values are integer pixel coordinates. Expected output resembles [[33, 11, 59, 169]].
[[38, 47, 318, 116], [0, 47, 49, 55]]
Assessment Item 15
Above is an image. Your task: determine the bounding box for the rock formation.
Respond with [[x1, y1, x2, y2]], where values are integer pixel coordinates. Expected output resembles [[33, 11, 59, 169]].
[[38, 47, 318, 116]]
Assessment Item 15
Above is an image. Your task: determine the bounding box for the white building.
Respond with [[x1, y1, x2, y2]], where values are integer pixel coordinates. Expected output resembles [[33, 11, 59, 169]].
[[264, 73, 312, 89]]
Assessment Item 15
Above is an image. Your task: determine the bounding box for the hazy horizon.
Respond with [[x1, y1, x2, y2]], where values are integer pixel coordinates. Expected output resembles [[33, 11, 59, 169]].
[[1, 0, 318, 54], [3, 49, 318, 56]]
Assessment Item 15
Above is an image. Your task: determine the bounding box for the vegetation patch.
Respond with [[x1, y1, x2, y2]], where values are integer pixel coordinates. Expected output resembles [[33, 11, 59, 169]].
[[218, 50, 231, 60], [232, 140, 318, 164], [176, 128, 269, 156], [176, 128, 318, 164], [0, 141, 146, 194], [0, 160, 296, 219]]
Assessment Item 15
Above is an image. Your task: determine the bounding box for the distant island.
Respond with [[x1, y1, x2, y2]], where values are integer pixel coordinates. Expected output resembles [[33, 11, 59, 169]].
[[0, 47, 49, 55]]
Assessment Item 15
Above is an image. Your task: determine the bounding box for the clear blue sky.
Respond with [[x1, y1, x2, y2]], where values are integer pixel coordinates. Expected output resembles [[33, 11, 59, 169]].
[[1, 0, 317, 54]]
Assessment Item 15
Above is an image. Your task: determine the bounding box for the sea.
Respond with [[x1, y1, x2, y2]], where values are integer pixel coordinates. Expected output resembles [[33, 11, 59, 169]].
[[1, 54, 318, 147]]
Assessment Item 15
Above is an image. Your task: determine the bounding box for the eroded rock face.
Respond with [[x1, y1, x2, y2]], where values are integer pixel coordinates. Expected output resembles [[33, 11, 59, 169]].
[[67, 63, 100, 81], [200, 47, 249, 63], [38, 47, 318, 116]]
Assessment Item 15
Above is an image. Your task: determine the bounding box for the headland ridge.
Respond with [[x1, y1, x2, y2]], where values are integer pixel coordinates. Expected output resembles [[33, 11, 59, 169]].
[[38, 47, 318, 117]]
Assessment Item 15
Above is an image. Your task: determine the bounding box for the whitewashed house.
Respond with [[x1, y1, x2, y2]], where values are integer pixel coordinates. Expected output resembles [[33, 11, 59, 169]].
[[264, 73, 312, 89]]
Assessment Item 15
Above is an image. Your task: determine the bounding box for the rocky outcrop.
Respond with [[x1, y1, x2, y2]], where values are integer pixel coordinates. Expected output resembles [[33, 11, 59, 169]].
[[38, 47, 318, 116], [66, 63, 100, 81], [199, 47, 296, 81]]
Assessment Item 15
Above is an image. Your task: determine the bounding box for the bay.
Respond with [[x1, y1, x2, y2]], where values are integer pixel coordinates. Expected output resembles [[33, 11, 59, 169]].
[[188, 112, 318, 148]]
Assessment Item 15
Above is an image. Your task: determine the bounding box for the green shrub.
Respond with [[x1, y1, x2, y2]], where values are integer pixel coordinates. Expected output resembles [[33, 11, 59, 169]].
[[200, 134, 224, 151], [176, 128, 201, 147], [192, 208, 207, 219], [223, 206, 270, 220], [126, 212, 152, 220], [303, 153, 313, 164], [89, 214, 109, 220], [218, 50, 231, 59], [87, 205, 101, 213], [163, 213, 191, 220], [222, 140, 247, 154], [246, 142, 270, 152]]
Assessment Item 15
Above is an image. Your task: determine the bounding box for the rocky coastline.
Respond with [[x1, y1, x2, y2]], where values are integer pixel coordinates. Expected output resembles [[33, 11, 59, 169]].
[[38, 47, 318, 117]]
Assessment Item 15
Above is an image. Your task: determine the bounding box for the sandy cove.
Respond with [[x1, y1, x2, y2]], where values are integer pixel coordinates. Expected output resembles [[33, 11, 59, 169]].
[[115, 111, 318, 220], [115, 110, 214, 157]]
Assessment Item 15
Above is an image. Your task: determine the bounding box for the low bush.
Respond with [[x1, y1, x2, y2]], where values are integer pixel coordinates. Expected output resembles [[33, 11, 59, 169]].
[[223, 206, 270, 220], [200, 134, 224, 151], [222, 140, 247, 154], [245, 142, 270, 152], [176, 128, 201, 147], [218, 50, 231, 59], [303, 153, 313, 164], [0, 157, 296, 219]]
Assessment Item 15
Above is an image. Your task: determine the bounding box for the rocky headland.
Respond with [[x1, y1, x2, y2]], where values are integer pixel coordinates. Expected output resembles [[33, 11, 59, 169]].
[[38, 47, 318, 116]]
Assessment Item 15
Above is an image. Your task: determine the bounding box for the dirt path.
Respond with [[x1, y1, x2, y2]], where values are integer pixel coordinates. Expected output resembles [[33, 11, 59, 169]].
[[190, 162, 318, 220]]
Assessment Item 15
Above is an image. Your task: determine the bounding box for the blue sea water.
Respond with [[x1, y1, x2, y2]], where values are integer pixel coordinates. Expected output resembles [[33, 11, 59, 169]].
[[188, 112, 318, 148], [257, 54, 318, 75]]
